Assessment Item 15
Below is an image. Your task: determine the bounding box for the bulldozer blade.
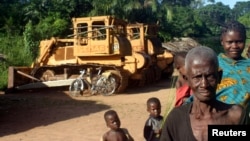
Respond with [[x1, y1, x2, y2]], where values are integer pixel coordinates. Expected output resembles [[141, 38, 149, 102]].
[[15, 79, 75, 90], [8, 66, 39, 89]]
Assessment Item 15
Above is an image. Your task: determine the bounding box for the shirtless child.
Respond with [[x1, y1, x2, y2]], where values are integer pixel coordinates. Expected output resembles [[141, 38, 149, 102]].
[[101, 110, 134, 141]]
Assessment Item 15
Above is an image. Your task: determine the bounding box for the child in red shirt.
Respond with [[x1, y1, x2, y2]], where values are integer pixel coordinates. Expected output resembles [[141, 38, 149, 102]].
[[173, 51, 192, 107]]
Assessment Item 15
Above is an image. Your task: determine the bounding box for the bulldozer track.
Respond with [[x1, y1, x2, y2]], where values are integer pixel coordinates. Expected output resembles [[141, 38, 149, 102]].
[[108, 69, 129, 94]]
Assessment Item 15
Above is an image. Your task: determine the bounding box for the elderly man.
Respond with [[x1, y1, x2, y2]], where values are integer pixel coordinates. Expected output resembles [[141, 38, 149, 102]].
[[160, 46, 249, 141]]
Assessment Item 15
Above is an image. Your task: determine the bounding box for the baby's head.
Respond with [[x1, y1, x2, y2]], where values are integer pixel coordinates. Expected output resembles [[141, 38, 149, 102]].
[[104, 110, 121, 130], [147, 97, 161, 118], [174, 51, 188, 76]]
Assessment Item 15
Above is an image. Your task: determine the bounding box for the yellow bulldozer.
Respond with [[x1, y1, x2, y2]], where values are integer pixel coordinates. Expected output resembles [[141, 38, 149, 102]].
[[126, 23, 173, 86], [7, 15, 173, 95]]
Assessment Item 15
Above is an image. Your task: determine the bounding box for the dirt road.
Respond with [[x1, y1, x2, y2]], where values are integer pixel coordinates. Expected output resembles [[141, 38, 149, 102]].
[[0, 77, 176, 141]]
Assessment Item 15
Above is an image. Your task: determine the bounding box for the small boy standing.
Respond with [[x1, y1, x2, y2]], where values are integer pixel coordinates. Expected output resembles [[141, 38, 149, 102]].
[[101, 110, 134, 141], [143, 97, 163, 141]]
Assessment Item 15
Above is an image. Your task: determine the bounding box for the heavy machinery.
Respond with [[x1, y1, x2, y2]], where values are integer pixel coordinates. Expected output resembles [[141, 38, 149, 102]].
[[126, 23, 173, 86], [7, 15, 173, 94]]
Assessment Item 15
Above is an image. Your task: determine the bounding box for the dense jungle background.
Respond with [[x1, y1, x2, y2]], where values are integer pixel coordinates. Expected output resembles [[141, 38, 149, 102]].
[[0, 0, 250, 90]]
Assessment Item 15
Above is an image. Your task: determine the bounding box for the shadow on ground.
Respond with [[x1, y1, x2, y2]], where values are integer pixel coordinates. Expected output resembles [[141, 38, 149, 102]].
[[0, 87, 110, 137], [125, 76, 177, 94], [0, 75, 177, 137]]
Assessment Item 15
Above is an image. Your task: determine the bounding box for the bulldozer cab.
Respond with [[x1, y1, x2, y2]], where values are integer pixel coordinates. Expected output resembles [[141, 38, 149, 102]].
[[71, 16, 130, 57], [127, 23, 163, 55]]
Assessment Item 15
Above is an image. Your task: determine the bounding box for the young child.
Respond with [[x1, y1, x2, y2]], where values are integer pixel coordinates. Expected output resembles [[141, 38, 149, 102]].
[[143, 97, 163, 141], [173, 51, 192, 106], [101, 110, 134, 141]]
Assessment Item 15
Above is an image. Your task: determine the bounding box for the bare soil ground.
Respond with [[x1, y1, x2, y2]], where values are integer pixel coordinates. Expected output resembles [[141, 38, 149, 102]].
[[0, 76, 177, 141]]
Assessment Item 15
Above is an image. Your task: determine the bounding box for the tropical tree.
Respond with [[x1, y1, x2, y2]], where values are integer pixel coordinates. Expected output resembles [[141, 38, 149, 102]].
[[0, 0, 26, 36], [194, 2, 232, 36], [232, 1, 250, 20], [238, 12, 250, 39]]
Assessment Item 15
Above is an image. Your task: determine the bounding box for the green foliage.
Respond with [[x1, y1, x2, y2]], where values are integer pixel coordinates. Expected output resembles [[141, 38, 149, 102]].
[[238, 12, 250, 39], [0, 0, 26, 35], [168, 6, 196, 37], [197, 36, 224, 54], [232, 1, 250, 19], [23, 20, 39, 60], [0, 35, 33, 66], [35, 15, 69, 39], [0, 34, 33, 90], [194, 3, 232, 35], [0, 61, 8, 90]]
